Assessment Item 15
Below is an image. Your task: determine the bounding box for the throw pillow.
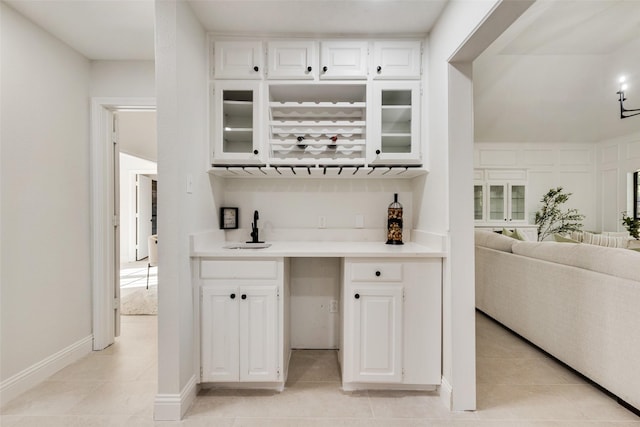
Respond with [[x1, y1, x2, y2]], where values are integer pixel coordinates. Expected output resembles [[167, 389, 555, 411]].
[[502, 228, 516, 238], [512, 228, 529, 241], [553, 233, 581, 243]]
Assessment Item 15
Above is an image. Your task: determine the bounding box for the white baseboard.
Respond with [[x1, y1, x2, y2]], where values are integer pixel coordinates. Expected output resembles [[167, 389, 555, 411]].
[[154, 374, 197, 421], [0, 335, 93, 407], [440, 376, 453, 410]]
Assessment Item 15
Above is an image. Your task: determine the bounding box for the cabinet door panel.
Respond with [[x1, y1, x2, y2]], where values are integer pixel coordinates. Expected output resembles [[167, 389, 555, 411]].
[[214, 41, 263, 79], [352, 285, 403, 383], [239, 285, 279, 382], [373, 41, 421, 79], [320, 41, 368, 80], [201, 286, 239, 382], [268, 41, 315, 80]]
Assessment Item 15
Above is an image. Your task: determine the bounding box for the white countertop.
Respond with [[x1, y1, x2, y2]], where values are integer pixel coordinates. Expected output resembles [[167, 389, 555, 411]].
[[191, 240, 446, 258]]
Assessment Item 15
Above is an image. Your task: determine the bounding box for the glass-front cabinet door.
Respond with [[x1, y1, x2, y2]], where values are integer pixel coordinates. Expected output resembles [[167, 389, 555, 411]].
[[474, 184, 484, 221], [369, 81, 421, 165], [212, 81, 263, 165], [487, 182, 526, 223]]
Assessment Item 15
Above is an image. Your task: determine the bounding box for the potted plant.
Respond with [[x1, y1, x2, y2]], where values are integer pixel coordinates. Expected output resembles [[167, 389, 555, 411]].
[[622, 211, 640, 239], [535, 187, 585, 241]]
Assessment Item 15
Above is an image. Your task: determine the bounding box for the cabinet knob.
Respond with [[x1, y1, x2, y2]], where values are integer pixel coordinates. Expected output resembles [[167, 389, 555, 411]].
[[241, 294, 247, 300], [375, 271, 381, 277], [230, 293, 236, 299], [307, 66, 312, 72], [253, 66, 259, 72], [377, 65, 382, 73], [354, 293, 360, 299], [253, 149, 259, 155], [322, 66, 328, 72], [376, 149, 381, 155]]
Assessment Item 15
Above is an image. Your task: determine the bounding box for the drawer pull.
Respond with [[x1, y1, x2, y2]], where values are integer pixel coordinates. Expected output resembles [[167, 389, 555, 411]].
[[230, 293, 236, 299], [354, 293, 360, 299], [241, 294, 247, 300], [375, 271, 381, 277]]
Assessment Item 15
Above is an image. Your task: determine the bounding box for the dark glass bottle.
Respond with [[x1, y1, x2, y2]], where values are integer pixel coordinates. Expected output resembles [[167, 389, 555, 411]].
[[386, 193, 404, 245]]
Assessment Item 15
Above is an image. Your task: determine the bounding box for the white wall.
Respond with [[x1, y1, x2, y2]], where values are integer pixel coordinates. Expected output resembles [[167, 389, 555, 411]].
[[118, 111, 157, 162], [154, 0, 215, 420], [474, 142, 597, 230], [1, 2, 92, 403], [119, 153, 157, 263], [596, 133, 640, 232], [90, 60, 155, 98], [426, 0, 533, 411]]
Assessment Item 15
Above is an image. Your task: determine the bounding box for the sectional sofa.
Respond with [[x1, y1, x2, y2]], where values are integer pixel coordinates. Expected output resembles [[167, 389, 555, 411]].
[[475, 229, 640, 411]]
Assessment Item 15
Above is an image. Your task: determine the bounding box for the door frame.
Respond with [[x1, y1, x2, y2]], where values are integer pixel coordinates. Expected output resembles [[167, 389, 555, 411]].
[[90, 97, 156, 350]]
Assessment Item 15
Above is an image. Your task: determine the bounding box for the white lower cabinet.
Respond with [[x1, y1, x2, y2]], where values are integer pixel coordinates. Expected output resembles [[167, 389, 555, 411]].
[[342, 258, 441, 388], [200, 258, 286, 386]]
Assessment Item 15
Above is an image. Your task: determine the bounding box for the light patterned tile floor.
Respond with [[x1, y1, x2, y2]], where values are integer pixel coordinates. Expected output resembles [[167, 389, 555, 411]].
[[2, 313, 639, 426]]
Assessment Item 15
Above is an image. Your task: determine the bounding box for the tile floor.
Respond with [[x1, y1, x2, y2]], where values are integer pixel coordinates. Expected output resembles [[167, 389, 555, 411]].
[[2, 312, 639, 426]]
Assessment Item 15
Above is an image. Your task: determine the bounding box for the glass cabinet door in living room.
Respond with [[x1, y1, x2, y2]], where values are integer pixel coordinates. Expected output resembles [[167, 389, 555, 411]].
[[488, 182, 526, 222], [474, 184, 484, 221]]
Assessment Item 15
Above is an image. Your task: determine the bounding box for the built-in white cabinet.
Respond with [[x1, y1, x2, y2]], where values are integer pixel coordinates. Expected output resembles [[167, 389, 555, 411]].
[[320, 41, 369, 80], [211, 81, 264, 164], [199, 258, 287, 385], [209, 37, 427, 171], [267, 41, 316, 80], [369, 81, 421, 164], [342, 258, 441, 389], [268, 83, 367, 164], [214, 41, 264, 80], [372, 41, 422, 80], [474, 169, 528, 224]]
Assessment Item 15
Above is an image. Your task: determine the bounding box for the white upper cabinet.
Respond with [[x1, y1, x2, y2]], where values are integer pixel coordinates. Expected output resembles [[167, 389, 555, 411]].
[[267, 41, 316, 80], [369, 81, 422, 165], [320, 41, 368, 80], [211, 80, 264, 164], [214, 41, 264, 79], [372, 41, 422, 80]]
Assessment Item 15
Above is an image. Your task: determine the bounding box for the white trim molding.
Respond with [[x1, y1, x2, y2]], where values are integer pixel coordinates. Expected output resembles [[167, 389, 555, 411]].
[[153, 375, 198, 421], [0, 335, 92, 407], [439, 375, 453, 411], [90, 97, 156, 350]]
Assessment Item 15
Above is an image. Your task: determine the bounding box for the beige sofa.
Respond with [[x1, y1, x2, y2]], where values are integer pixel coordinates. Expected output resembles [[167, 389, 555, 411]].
[[475, 230, 640, 411]]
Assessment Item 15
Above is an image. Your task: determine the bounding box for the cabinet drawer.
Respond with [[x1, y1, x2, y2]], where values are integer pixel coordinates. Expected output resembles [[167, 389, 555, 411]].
[[201, 259, 279, 280], [350, 262, 403, 282]]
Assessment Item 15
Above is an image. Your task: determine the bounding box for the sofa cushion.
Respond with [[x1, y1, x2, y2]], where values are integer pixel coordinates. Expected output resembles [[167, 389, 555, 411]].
[[553, 233, 581, 243], [512, 241, 640, 282], [475, 229, 515, 252]]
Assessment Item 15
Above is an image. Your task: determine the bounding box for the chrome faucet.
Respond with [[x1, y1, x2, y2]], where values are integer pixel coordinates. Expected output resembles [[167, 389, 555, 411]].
[[247, 210, 263, 243]]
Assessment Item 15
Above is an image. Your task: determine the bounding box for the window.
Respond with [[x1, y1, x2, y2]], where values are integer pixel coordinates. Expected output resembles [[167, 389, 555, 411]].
[[635, 171, 640, 220]]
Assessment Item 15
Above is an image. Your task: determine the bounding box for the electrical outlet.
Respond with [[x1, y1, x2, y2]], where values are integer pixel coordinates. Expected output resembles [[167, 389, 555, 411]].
[[318, 216, 326, 228], [329, 300, 338, 313]]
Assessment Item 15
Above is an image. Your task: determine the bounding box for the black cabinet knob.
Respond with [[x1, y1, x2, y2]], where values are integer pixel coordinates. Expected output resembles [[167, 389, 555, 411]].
[[241, 294, 247, 300], [253, 149, 259, 155], [377, 65, 382, 73], [354, 293, 360, 299], [322, 66, 328, 72], [307, 66, 312, 72], [375, 271, 381, 277], [230, 293, 236, 299], [376, 149, 381, 155], [253, 66, 259, 72]]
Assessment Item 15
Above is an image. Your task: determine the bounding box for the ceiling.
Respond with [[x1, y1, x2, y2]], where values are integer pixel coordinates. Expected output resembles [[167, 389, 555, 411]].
[[473, 0, 640, 143], [3, 0, 448, 60], [5, 0, 640, 142]]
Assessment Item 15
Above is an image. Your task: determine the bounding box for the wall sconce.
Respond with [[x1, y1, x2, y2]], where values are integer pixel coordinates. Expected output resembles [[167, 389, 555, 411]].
[[617, 77, 640, 119]]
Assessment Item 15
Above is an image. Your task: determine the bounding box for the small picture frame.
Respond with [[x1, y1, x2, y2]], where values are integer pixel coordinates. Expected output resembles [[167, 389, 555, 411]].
[[220, 207, 239, 230]]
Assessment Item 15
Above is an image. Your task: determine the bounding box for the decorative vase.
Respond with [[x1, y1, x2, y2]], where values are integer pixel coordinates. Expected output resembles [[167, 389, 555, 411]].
[[386, 193, 404, 245]]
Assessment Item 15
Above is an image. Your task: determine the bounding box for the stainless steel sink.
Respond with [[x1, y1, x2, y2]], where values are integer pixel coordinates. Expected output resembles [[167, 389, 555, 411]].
[[223, 243, 272, 249]]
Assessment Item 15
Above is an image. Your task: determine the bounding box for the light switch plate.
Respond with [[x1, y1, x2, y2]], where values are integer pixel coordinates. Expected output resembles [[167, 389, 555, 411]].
[[355, 214, 364, 228]]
